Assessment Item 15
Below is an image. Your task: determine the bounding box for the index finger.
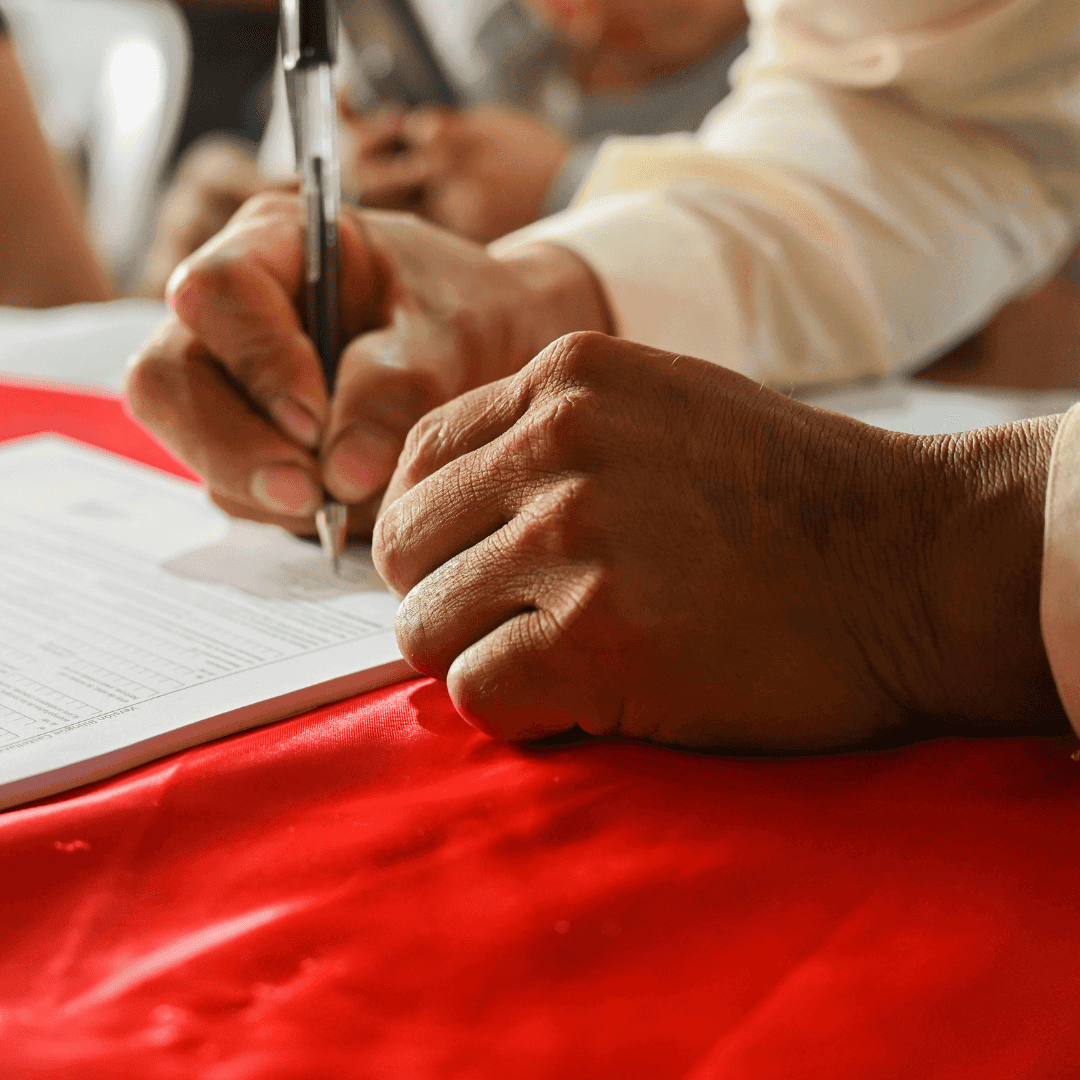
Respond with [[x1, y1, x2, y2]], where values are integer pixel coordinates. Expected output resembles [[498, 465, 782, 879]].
[[167, 192, 381, 449]]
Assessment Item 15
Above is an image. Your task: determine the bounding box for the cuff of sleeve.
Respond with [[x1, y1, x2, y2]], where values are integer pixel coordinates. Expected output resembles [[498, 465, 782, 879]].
[[1040, 402, 1080, 737], [489, 190, 745, 371]]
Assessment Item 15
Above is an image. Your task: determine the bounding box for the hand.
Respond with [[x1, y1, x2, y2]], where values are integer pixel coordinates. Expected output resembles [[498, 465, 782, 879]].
[[340, 105, 572, 242], [373, 331, 1066, 749], [126, 193, 610, 536]]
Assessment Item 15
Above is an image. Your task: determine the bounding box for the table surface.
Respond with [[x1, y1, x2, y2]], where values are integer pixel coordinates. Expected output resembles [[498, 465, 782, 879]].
[[2, 378, 1079, 1080]]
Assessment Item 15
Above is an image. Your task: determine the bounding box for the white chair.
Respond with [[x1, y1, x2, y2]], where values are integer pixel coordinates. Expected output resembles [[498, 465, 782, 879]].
[[4, 0, 190, 289]]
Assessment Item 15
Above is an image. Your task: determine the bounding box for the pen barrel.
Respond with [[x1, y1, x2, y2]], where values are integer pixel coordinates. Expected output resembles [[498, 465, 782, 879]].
[[297, 62, 342, 394], [305, 160, 340, 392]]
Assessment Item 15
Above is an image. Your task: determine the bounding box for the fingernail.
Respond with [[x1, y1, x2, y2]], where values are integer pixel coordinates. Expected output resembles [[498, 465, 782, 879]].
[[251, 465, 321, 515], [324, 427, 399, 502], [268, 394, 322, 449], [164, 262, 190, 307]]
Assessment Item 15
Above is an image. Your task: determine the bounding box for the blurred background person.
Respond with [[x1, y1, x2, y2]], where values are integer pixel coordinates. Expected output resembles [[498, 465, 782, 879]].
[[1, 0, 1075, 398], [0, 5, 112, 306], [139, 0, 1080, 398], [135, 0, 279, 299], [140, 0, 750, 293], [333, 0, 750, 240]]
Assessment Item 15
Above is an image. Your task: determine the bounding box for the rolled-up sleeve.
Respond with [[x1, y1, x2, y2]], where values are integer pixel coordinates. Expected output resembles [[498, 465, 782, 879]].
[[491, 0, 1080, 388], [1041, 404, 1080, 737]]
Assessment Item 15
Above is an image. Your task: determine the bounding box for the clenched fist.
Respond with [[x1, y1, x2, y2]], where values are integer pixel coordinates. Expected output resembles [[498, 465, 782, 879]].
[[374, 332, 1066, 750]]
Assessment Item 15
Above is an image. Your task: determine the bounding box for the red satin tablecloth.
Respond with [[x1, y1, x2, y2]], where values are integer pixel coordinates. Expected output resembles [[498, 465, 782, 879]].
[[2, 379, 1079, 1079]]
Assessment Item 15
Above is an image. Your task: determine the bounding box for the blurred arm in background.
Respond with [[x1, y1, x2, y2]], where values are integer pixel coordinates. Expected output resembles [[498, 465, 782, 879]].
[[0, 13, 112, 307]]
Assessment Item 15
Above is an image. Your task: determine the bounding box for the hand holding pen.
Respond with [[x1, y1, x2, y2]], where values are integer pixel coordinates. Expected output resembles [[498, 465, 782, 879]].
[[282, 0, 347, 573]]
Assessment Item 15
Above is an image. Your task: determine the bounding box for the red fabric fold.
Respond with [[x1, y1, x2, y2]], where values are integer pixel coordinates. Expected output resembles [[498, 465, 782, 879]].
[[2, 380, 1079, 1078]]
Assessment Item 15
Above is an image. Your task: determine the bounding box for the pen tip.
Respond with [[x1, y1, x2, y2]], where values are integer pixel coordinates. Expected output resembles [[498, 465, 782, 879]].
[[316, 501, 349, 576]]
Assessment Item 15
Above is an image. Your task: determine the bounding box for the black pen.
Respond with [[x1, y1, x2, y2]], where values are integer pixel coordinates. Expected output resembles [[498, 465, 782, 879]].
[[281, 0, 347, 573]]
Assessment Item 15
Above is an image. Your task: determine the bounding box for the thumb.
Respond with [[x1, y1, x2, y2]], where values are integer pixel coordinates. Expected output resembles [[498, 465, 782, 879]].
[[321, 321, 456, 504]]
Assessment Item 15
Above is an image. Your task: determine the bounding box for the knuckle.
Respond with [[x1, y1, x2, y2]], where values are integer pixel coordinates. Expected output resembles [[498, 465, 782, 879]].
[[175, 256, 236, 304], [124, 335, 191, 426], [399, 409, 448, 487], [507, 479, 596, 563], [512, 389, 605, 473], [545, 392, 600, 446], [518, 606, 564, 653], [533, 330, 608, 386], [548, 563, 607, 640]]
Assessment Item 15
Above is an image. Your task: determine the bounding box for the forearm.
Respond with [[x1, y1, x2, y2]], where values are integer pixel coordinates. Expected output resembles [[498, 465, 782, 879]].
[[494, 90, 1077, 388], [0, 40, 112, 306], [490, 0, 1080, 389]]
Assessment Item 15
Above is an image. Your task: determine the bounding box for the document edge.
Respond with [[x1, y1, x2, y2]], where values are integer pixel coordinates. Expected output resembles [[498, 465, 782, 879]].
[[0, 657, 415, 812]]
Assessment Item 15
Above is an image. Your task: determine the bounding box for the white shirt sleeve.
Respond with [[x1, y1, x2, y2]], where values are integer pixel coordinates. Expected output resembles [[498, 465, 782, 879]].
[[1041, 403, 1080, 738], [490, 0, 1080, 388]]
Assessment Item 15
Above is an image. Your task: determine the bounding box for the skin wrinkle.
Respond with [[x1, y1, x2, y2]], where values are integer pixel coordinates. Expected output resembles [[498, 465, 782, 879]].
[[403, 463, 608, 683], [131, 341, 307, 509], [816, 430, 946, 726], [519, 397, 602, 483], [399, 412, 453, 491], [181, 269, 309, 388], [923, 418, 1062, 726], [891, 437, 952, 714]]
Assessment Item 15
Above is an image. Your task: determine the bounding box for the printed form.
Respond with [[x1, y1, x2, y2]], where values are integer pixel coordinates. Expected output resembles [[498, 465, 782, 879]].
[[0, 437, 409, 809]]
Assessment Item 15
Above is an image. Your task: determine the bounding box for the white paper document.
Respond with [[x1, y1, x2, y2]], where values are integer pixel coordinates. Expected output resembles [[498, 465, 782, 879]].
[[0, 299, 168, 390], [0, 437, 410, 810]]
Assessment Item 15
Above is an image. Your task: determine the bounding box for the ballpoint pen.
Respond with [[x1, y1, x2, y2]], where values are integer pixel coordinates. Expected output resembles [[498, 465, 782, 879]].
[[281, 0, 347, 574]]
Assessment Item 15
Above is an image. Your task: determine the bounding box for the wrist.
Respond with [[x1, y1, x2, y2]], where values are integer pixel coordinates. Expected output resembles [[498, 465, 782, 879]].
[[907, 417, 1066, 732], [798, 410, 1066, 738], [496, 243, 614, 357]]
